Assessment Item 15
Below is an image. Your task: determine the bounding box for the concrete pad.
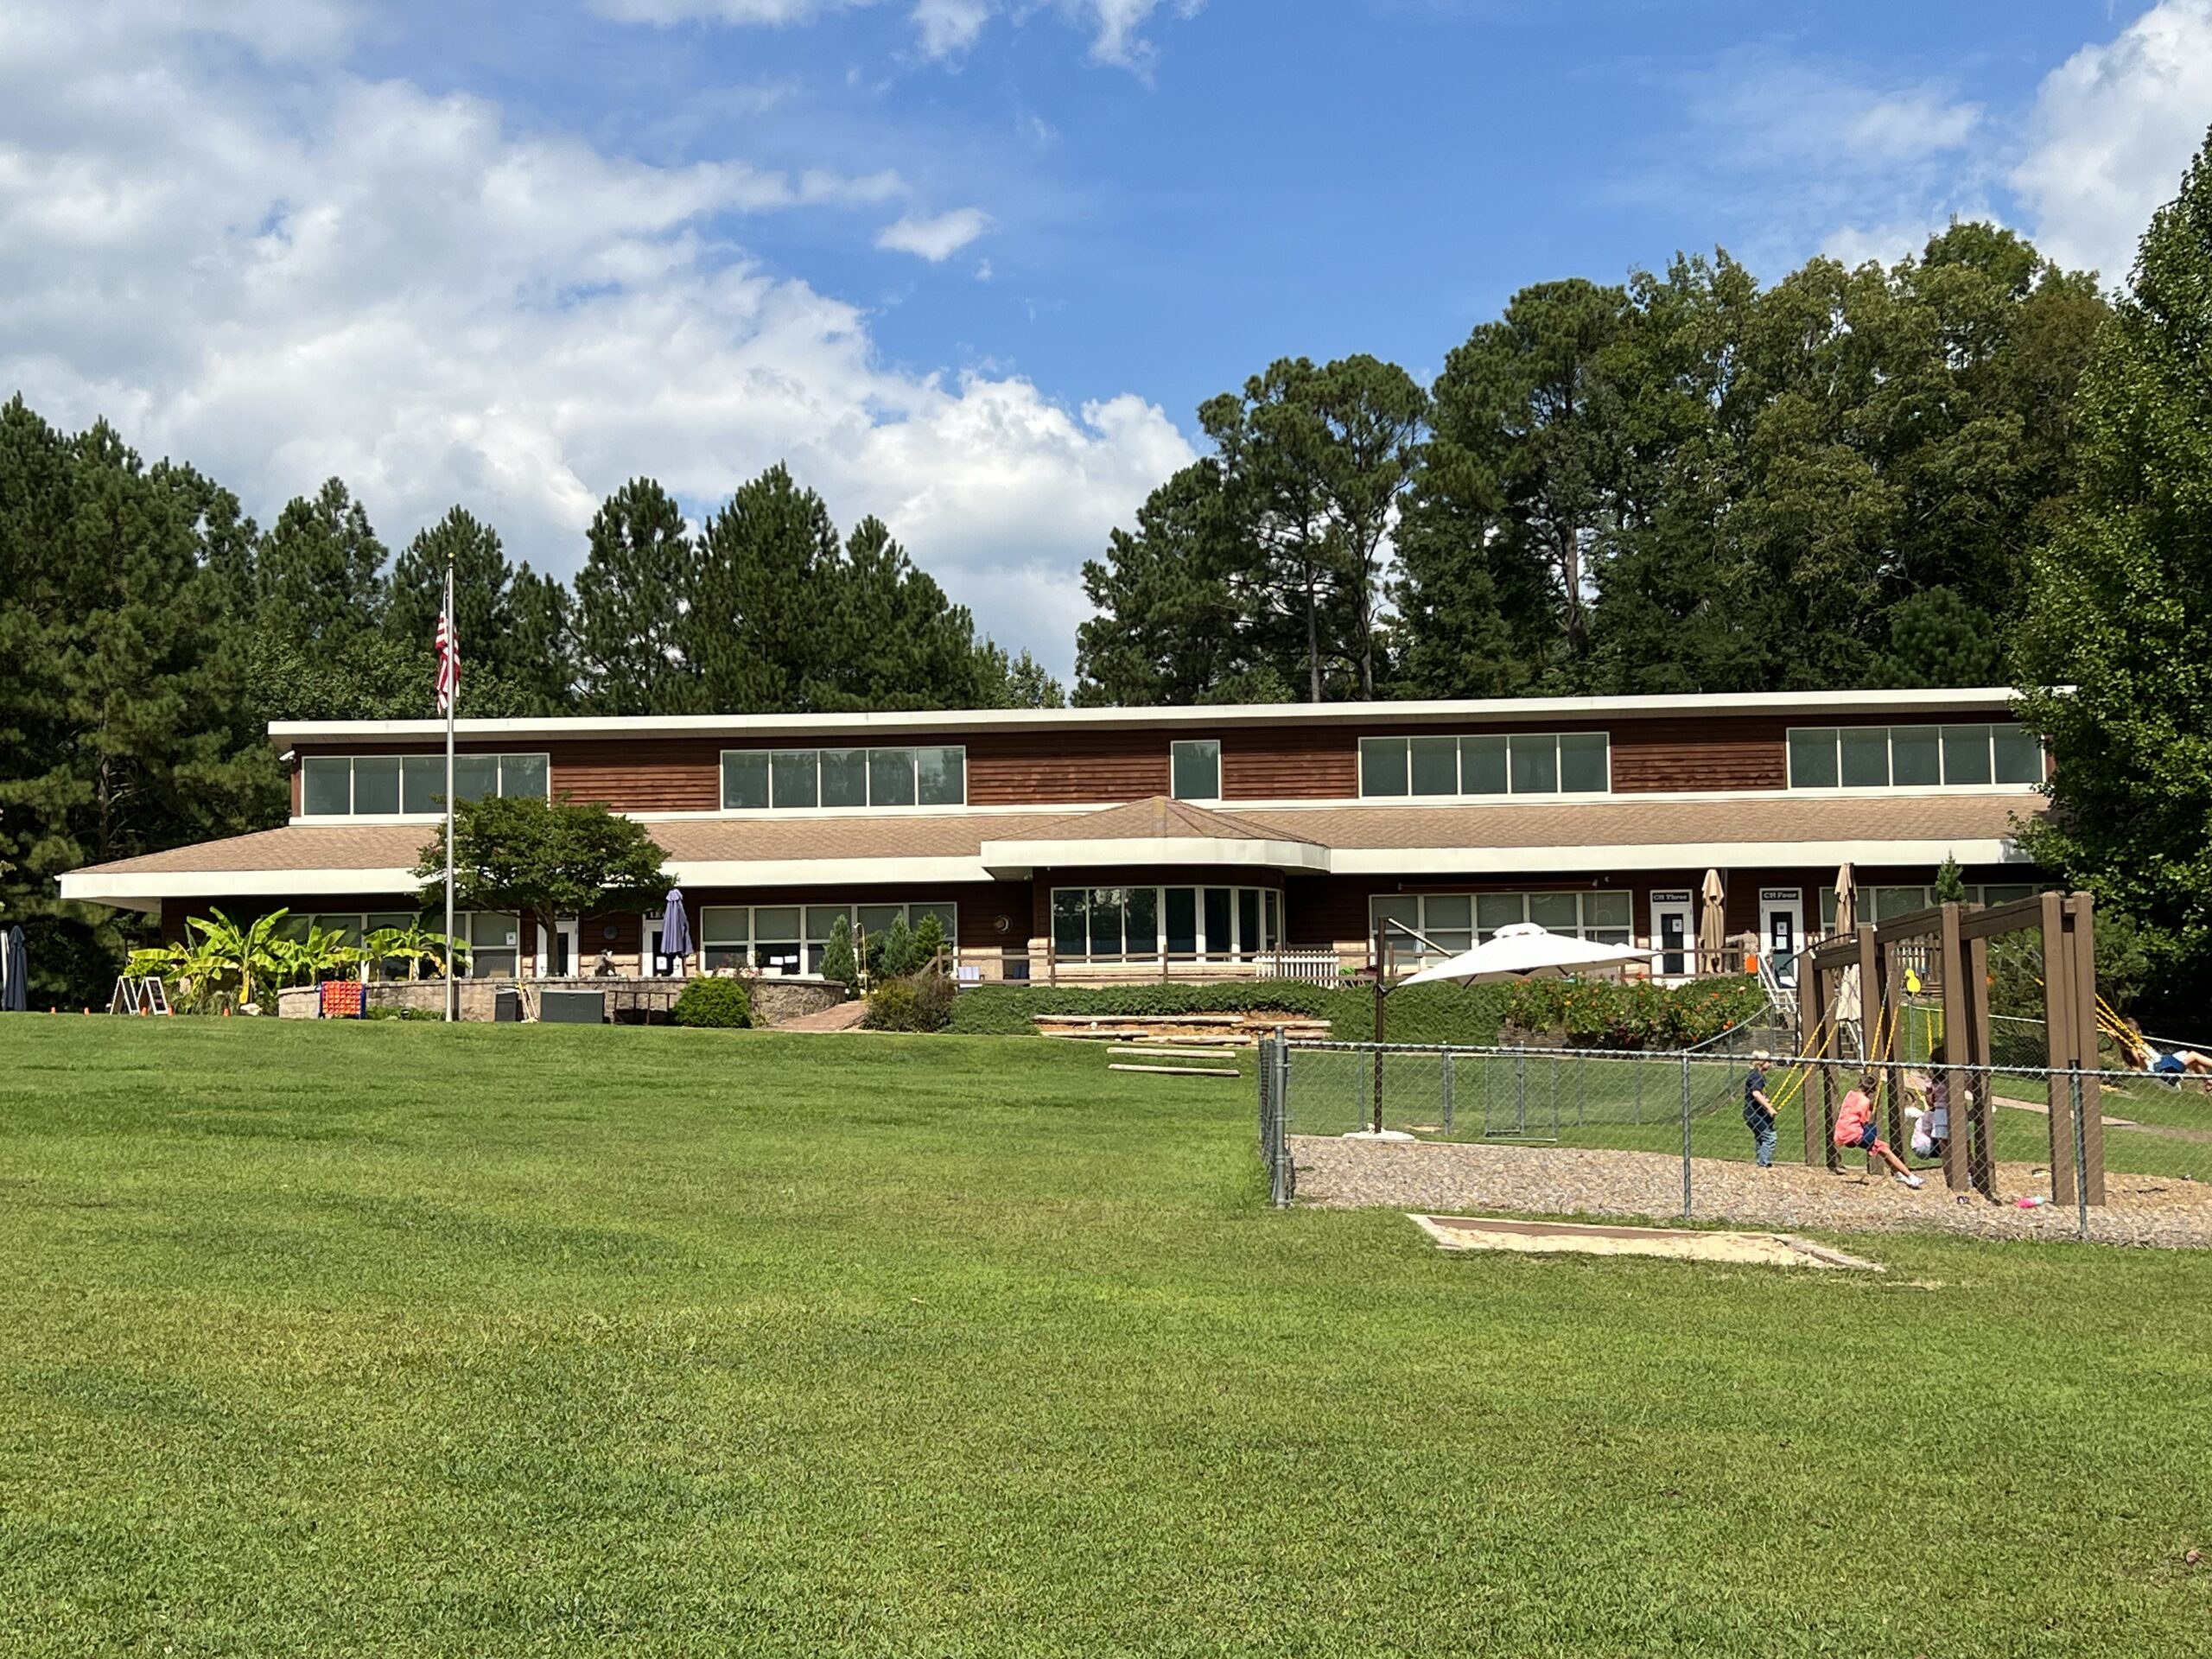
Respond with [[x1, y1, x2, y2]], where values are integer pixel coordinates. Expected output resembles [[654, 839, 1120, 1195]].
[[1409, 1212, 1881, 1270]]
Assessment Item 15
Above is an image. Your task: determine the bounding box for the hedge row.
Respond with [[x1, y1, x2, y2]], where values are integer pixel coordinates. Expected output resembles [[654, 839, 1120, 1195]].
[[1500, 974, 1769, 1050], [945, 979, 1507, 1046]]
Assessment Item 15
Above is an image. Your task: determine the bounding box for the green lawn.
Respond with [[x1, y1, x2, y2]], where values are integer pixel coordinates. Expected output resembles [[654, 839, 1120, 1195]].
[[1, 1020, 2209, 1656]]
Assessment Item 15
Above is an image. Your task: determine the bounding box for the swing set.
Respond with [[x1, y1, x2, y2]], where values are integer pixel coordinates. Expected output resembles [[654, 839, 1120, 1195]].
[[1780, 892, 2103, 1205]]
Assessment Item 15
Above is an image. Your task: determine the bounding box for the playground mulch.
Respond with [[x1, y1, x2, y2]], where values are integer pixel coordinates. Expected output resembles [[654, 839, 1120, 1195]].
[[1293, 1134, 2212, 1248]]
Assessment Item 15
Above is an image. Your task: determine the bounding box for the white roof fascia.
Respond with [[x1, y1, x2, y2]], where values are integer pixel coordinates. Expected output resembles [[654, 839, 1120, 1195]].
[[58, 868, 423, 907], [1329, 838, 2027, 876], [266, 687, 2026, 747], [977, 835, 1331, 880]]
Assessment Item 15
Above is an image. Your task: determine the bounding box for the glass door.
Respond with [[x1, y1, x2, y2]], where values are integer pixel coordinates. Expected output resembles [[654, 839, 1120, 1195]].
[[1649, 890, 1694, 981]]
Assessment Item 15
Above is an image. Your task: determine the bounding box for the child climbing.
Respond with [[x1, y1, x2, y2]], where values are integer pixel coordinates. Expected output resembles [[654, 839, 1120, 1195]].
[[1834, 1071, 1923, 1187]]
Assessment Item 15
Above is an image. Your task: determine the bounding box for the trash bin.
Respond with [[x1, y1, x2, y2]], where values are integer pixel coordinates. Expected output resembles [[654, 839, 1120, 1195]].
[[537, 988, 606, 1025], [493, 987, 521, 1023]]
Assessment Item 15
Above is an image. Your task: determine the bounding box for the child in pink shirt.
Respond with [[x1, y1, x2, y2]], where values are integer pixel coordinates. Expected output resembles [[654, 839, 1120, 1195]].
[[1834, 1071, 1923, 1188]]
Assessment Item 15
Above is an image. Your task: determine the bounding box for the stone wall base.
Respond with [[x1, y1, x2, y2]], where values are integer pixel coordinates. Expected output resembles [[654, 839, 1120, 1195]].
[[275, 976, 849, 1025]]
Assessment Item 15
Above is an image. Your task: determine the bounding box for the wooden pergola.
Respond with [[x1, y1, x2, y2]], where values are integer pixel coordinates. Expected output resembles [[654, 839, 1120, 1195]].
[[1795, 892, 2103, 1205]]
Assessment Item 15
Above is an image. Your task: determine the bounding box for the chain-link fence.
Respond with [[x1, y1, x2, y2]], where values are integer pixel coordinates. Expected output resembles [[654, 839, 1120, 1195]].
[[1255, 1037, 2212, 1244]]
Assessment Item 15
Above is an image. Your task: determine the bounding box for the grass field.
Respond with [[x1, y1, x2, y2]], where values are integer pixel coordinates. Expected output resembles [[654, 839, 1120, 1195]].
[[2, 1020, 2209, 1656]]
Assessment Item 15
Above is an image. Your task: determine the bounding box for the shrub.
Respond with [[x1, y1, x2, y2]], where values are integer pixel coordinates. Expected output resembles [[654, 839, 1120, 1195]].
[[672, 978, 753, 1029], [1501, 974, 1767, 1049], [822, 914, 857, 992], [365, 1005, 443, 1021], [863, 970, 955, 1033]]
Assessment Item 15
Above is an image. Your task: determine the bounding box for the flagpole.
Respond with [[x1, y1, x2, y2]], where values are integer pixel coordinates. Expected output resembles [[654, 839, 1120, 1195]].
[[442, 556, 457, 1023]]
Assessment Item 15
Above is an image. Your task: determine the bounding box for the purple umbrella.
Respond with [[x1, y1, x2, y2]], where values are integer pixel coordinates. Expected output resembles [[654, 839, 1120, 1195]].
[[658, 889, 692, 973]]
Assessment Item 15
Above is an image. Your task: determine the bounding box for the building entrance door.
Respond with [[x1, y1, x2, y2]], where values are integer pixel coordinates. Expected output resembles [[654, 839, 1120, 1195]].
[[1761, 889, 1804, 986], [1649, 890, 1694, 981]]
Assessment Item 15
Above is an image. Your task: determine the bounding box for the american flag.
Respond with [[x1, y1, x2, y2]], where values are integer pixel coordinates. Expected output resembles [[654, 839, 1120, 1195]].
[[435, 605, 460, 713]]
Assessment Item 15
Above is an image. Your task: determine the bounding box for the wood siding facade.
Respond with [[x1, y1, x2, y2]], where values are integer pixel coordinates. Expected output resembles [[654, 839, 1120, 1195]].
[[285, 711, 2006, 815]]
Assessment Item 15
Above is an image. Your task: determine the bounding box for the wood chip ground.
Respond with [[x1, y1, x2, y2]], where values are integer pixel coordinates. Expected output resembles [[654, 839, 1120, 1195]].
[[1292, 1135, 2212, 1248]]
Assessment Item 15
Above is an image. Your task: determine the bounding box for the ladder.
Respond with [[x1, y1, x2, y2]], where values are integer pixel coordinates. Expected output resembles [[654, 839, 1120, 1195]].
[[107, 976, 172, 1015]]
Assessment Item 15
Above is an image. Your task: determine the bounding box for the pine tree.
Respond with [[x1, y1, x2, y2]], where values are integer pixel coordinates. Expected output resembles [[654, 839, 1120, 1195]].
[[0, 402, 274, 1006], [2017, 126, 2212, 1020], [683, 465, 842, 714], [573, 478, 698, 715], [822, 912, 857, 990], [254, 478, 388, 644]]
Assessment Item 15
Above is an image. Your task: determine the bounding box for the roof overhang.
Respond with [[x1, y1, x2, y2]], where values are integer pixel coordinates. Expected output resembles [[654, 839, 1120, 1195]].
[[56, 867, 423, 914], [1329, 837, 2028, 876], [977, 834, 1332, 880]]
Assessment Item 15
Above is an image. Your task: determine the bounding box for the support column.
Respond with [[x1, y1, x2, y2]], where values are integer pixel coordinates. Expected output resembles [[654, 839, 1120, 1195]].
[[1965, 932, 1996, 1199], [1797, 948, 1824, 1167], [1938, 902, 1971, 1193], [2040, 891, 2080, 1206], [2069, 893, 2105, 1205]]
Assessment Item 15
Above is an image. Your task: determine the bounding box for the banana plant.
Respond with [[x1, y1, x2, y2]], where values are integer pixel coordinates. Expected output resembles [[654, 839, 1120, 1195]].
[[179, 907, 299, 1009], [362, 922, 467, 981]]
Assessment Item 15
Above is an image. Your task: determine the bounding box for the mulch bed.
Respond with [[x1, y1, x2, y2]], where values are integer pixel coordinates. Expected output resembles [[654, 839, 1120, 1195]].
[[1291, 1134, 2212, 1248]]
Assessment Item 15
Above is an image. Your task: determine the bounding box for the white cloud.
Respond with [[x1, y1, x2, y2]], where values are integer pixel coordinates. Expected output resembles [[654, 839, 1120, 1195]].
[[0, 1, 1190, 675], [588, 0, 1201, 71], [911, 0, 993, 58], [1065, 0, 1203, 69], [1639, 49, 1990, 275], [589, 0, 871, 23], [874, 205, 993, 260], [2013, 0, 2212, 284]]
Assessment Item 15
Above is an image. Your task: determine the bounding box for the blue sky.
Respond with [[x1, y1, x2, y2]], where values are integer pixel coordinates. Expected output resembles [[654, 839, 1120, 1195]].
[[3, 1, 2207, 675]]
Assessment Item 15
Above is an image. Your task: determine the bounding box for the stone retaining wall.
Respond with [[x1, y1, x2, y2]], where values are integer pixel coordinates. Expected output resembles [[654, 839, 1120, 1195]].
[[276, 976, 849, 1025]]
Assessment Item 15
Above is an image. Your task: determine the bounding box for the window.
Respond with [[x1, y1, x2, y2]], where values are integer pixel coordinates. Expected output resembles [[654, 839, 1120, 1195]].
[[1050, 884, 1281, 962], [1171, 740, 1221, 801], [700, 901, 957, 975], [298, 753, 550, 817], [1358, 733, 1610, 798], [455, 912, 520, 978], [721, 746, 965, 810], [1787, 725, 2044, 790], [1372, 891, 1632, 963], [1818, 883, 2039, 931]]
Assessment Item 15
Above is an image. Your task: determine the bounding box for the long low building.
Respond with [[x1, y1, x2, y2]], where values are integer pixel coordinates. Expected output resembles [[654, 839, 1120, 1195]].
[[58, 688, 2051, 984]]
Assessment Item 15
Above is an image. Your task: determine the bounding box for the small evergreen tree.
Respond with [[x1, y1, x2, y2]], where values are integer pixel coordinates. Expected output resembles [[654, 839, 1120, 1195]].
[[1934, 855, 1968, 906], [822, 912, 857, 990], [909, 912, 948, 974], [879, 916, 916, 979]]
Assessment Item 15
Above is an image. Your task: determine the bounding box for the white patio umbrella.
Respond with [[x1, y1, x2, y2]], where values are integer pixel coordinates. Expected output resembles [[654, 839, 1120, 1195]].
[[1396, 922, 1650, 987]]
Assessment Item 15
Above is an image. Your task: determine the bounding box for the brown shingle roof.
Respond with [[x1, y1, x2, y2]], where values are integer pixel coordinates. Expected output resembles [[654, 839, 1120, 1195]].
[[67, 792, 2041, 880], [1235, 794, 2038, 850], [1001, 796, 1320, 844]]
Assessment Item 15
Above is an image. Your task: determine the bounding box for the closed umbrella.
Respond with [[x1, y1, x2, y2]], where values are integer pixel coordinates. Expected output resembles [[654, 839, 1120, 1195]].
[[1699, 868, 1726, 976], [1833, 862, 1862, 1046], [1833, 862, 1858, 938], [658, 888, 692, 976], [3, 925, 25, 1012], [1397, 923, 1650, 987]]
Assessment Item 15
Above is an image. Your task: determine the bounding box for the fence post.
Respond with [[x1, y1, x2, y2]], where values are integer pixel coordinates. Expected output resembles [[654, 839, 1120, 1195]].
[[1634, 1058, 1643, 1125], [1441, 1048, 1455, 1135], [1514, 1051, 1529, 1136], [2071, 1069, 2088, 1241], [1680, 1053, 1694, 1220]]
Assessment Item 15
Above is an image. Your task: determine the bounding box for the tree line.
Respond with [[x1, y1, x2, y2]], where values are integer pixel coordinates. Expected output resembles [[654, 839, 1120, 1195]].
[[0, 425, 1059, 1005], [1074, 220, 2107, 704]]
